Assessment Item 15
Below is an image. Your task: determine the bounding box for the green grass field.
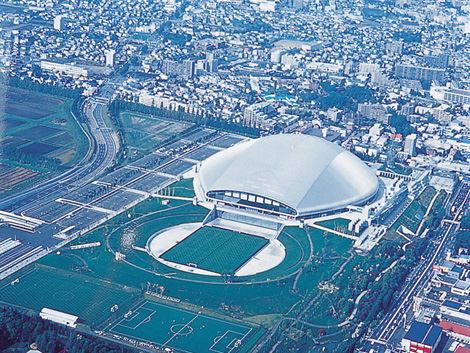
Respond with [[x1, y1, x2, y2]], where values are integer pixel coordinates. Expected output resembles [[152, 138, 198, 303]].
[[161, 226, 269, 274], [417, 186, 437, 208], [109, 300, 264, 353], [389, 186, 440, 235], [0, 87, 87, 165], [118, 112, 192, 161], [164, 177, 196, 198], [38, 199, 303, 317], [295, 226, 352, 296], [0, 266, 138, 326], [29, 191, 357, 340], [316, 218, 357, 235], [0, 86, 88, 195]]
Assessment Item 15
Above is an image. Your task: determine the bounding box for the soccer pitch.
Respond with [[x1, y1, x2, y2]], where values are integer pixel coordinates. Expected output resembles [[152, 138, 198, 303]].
[[109, 300, 263, 353], [161, 226, 269, 274], [0, 266, 138, 326]]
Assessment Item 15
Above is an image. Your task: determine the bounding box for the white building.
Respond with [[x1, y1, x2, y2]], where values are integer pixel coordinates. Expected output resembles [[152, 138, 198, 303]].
[[105, 49, 116, 67], [194, 134, 379, 221], [431, 85, 470, 106], [40, 308, 79, 328], [405, 134, 417, 157], [164, 0, 176, 12], [40, 60, 88, 77], [258, 1, 276, 11], [53, 15, 65, 31]]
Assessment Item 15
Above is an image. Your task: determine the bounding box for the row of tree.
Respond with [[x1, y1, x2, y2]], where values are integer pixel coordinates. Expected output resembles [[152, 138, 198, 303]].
[[7, 76, 83, 99], [272, 191, 449, 353], [109, 99, 260, 137], [0, 306, 137, 353], [1, 145, 63, 172]]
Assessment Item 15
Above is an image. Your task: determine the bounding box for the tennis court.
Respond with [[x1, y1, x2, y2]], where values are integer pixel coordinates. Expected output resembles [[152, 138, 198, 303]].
[[109, 300, 262, 353]]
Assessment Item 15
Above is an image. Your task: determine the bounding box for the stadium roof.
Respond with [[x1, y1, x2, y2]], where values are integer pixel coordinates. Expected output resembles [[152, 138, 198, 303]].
[[197, 134, 379, 216]]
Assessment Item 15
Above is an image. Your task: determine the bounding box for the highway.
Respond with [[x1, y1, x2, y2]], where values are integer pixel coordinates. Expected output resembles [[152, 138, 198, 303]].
[[0, 32, 153, 215], [368, 182, 470, 349], [0, 99, 118, 214]]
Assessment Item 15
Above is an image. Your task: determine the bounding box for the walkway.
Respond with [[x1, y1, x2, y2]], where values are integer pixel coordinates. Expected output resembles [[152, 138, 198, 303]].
[[309, 223, 358, 241]]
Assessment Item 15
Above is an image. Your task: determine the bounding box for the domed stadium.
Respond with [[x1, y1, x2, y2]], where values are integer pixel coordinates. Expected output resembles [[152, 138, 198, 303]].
[[194, 134, 379, 220]]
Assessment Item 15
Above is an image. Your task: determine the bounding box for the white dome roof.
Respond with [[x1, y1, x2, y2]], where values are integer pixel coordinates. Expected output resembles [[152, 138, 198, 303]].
[[197, 134, 379, 216]]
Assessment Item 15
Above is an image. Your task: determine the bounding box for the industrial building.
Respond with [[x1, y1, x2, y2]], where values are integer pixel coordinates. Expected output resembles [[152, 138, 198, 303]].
[[401, 321, 442, 353]]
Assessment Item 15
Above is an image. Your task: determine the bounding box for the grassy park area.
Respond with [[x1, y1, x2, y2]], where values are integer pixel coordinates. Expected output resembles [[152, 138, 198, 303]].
[[117, 111, 193, 161], [0, 177, 377, 351], [31, 195, 350, 324], [0, 266, 138, 326], [386, 186, 447, 240], [109, 300, 264, 353]]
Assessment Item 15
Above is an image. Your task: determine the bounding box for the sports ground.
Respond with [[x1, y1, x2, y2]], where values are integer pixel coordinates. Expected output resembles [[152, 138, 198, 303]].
[[108, 300, 264, 353], [34, 198, 352, 320], [0, 182, 362, 351], [161, 226, 269, 274], [0, 266, 138, 325]]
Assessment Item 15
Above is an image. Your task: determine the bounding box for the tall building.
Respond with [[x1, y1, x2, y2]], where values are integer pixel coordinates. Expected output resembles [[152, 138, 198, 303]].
[[424, 53, 449, 69], [357, 103, 390, 123], [395, 64, 445, 82], [162, 59, 195, 79], [183, 60, 195, 78], [326, 108, 342, 122], [400, 103, 415, 116], [404, 134, 417, 157], [205, 52, 218, 73], [53, 15, 65, 31], [164, 0, 176, 12], [105, 49, 115, 67], [243, 102, 273, 128]]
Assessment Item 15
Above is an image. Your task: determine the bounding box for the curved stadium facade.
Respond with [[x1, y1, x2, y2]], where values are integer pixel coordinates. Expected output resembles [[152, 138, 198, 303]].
[[194, 134, 379, 221]]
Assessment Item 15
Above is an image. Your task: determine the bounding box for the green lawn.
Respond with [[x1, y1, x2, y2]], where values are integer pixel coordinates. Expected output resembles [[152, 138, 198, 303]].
[[0, 266, 138, 326], [32, 191, 354, 325], [119, 111, 192, 153], [37, 199, 302, 318], [0, 86, 87, 166], [417, 186, 437, 208], [162, 226, 269, 274], [109, 300, 264, 353], [165, 177, 196, 198], [316, 218, 357, 235], [389, 187, 438, 234]]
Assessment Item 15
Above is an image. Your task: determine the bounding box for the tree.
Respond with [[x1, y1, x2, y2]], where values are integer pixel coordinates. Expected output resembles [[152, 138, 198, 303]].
[[0, 306, 137, 353], [390, 114, 414, 135]]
